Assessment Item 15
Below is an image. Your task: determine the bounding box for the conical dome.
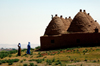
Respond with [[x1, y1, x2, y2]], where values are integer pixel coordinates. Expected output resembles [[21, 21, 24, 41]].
[[68, 16, 72, 22], [68, 10, 91, 32], [44, 15, 66, 35], [60, 15, 68, 30], [83, 10, 100, 32], [65, 17, 71, 30], [94, 20, 100, 31]]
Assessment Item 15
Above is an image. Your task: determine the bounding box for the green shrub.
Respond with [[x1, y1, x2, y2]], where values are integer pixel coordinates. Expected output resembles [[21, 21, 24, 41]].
[[38, 52, 40, 54], [60, 49, 63, 51], [96, 49, 100, 51], [57, 51, 60, 54], [36, 59, 42, 63], [23, 59, 26, 61], [7, 59, 13, 63], [4, 59, 8, 62], [77, 49, 79, 52], [0, 61, 2, 65], [46, 59, 49, 63], [13, 59, 19, 62], [48, 60, 52, 65], [16, 54, 18, 57], [46, 51, 47, 53], [80, 64, 83, 66], [29, 59, 33, 61], [31, 48, 34, 50], [35, 46, 40, 49], [30, 56, 33, 58], [93, 60, 96, 62], [9, 54, 12, 57], [57, 60, 60, 62], [75, 60, 80, 62], [90, 47, 92, 49], [98, 60, 99, 62], [48, 52, 50, 55], [35, 65, 37, 66], [23, 64, 28, 66], [30, 63, 34, 66], [67, 48, 73, 51], [46, 59, 52, 64], [55, 62, 59, 65], [71, 59, 74, 61], [21, 49, 27, 52], [37, 54, 43, 58], [84, 59, 87, 61], [30, 53, 33, 55], [60, 63, 63, 66], [0, 52, 8, 59], [25, 55, 28, 58], [0, 59, 19, 65], [9, 50, 17, 54], [1, 60, 6, 63], [49, 62, 52, 65], [20, 60, 23, 63], [32, 59, 35, 61], [37, 52, 43, 57], [8, 62, 13, 65], [58, 61, 61, 64], [42, 58, 45, 61], [57, 60, 61, 64], [85, 49, 88, 52], [83, 50, 86, 55], [52, 58, 55, 62]]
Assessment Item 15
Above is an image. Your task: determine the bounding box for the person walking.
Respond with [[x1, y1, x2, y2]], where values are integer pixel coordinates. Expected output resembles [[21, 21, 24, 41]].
[[18, 43, 21, 56], [27, 42, 31, 54]]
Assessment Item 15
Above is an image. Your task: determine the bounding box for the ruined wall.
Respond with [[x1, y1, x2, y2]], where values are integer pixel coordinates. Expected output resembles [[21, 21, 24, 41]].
[[40, 33, 100, 50]]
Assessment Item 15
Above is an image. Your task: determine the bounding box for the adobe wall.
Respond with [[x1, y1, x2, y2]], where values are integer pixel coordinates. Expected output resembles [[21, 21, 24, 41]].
[[40, 33, 100, 50]]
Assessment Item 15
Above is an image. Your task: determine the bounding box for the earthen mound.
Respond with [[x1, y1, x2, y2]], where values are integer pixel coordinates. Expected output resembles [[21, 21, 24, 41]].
[[44, 15, 66, 35], [65, 17, 71, 30], [83, 10, 100, 32], [68, 16, 72, 22], [68, 10, 92, 32], [60, 15, 68, 30]]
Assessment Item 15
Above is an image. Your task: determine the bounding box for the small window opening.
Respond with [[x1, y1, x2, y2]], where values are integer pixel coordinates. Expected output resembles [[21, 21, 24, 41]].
[[76, 39, 80, 43], [51, 40, 55, 43], [94, 28, 98, 33]]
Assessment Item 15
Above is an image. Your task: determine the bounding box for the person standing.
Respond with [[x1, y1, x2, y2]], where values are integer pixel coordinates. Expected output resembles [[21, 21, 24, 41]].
[[18, 43, 21, 56], [27, 42, 31, 54]]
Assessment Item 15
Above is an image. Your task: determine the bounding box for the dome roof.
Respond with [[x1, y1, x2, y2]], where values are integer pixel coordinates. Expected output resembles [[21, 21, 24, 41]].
[[44, 15, 66, 35], [68, 11, 91, 32], [68, 10, 100, 32], [83, 10, 100, 32], [68, 16, 72, 22], [60, 15, 68, 30], [65, 17, 71, 31]]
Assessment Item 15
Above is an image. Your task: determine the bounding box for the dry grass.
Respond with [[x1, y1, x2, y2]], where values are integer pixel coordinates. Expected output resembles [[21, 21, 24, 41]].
[[1, 46, 100, 66]]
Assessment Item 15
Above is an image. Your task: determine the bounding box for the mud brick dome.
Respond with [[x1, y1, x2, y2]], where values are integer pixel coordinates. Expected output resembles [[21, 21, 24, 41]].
[[68, 9, 100, 32], [44, 14, 72, 35], [44, 9, 100, 35], [68, 16, 72, 22], [65, 17, 71, 31], [41, 9, 100, 50], [44, 14, 66, 35]]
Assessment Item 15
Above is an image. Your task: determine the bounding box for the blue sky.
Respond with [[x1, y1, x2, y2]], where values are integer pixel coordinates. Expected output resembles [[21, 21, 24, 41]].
[[0, 0, 100, 48]]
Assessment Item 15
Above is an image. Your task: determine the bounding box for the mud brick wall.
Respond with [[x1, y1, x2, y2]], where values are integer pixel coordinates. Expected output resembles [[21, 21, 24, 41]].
[[40, 33, 100, 50]]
